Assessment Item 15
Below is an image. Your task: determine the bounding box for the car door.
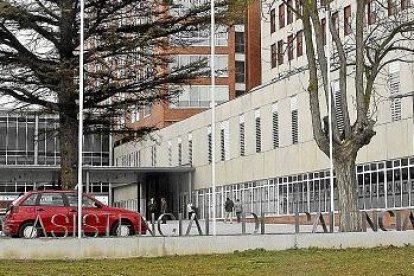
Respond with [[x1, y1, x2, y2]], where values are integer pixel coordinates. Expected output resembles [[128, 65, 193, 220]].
[[37, 192, 70, 236], [65, 193, 107, 236]]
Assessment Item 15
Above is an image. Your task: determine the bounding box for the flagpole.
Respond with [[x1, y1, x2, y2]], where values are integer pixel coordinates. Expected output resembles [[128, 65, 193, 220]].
[[210, 0, 217, 236], [77, 0, 85, 239]]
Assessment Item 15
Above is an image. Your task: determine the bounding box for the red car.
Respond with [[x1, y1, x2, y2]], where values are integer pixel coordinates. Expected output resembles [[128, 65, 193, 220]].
[[3, 190, 146, 238]]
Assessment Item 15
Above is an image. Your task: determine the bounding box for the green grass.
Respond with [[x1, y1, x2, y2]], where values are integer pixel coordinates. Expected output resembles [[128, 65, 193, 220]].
[[0, 246, 414, 275]]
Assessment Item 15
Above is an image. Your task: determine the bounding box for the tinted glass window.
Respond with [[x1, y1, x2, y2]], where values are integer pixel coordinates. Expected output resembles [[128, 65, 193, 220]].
[[21, 194, 38, 206], [39, 193, 64, 206], [66, 194, 98, 208]]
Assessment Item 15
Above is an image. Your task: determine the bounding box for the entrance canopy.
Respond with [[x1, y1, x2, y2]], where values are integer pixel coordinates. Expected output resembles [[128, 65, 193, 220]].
[[0, 165, 195, 185]]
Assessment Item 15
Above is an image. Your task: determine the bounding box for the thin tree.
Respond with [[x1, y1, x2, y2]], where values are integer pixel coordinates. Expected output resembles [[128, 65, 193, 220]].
[[275, 0, 414, 231], [0, 0, 246, 189]]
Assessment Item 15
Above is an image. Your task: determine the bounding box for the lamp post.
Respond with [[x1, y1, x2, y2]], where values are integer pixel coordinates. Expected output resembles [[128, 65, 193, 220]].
[[210, 0, 217, 236], [77, 0, 85, 239], [325, 7, 335, 227]]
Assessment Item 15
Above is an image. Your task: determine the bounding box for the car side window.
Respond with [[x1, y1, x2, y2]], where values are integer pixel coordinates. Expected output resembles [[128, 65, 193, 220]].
[[39, 193, 64, 206], [20, 194, 38, 206], [66, 194, 98, 208]]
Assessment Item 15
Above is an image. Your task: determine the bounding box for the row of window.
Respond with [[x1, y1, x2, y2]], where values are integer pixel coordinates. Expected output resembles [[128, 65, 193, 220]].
[[192, 157, 414, 217], [270, 31, 303, 68]]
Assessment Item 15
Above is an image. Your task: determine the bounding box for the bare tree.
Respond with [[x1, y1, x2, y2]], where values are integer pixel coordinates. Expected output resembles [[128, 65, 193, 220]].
[[273, 0, 414, 231], [0, 0, 245, 189]]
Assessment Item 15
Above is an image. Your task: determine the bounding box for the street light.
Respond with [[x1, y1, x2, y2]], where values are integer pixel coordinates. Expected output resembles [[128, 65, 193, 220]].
[[77, 0, 85, 239], [210, 0, 217, 236]]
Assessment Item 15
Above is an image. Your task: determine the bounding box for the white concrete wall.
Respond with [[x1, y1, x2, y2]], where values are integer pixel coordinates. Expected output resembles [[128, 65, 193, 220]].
[[1, 232, 414, 259]]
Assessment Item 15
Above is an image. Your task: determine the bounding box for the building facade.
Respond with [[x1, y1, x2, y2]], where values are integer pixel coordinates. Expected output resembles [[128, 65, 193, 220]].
[[123, 0, 262, 133], [114, 0, 414, 218]]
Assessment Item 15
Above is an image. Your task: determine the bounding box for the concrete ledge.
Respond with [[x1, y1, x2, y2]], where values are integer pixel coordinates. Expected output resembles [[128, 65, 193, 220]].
[[0, 232, 414, 260]]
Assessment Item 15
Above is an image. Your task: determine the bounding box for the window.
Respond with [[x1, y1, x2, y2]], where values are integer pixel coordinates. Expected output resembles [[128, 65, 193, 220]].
[[287, 0, 293, 24], [208, 126, 212, 163], [21, 193, 38, 206], [296, 30, 303, 57], [388, 0, 397, 16], [344, 6, 352, 35], [402, 0, 410, 10], [66, 194, 98, 208], [271, 43, 277, 68], [39, 193, 64, 206], [288, 35, 294, 61], [172, 85, 229, 108], [239, 115, 245, 156], [270, 9, 276, 33], [272, 103, 279, 149], [279, 4, 285, 29], [255, 109, 261, 153], [220, 121, 230, 161], [235, 32, 245, 53], [332, 12, 339, 34], [188, 134, 193, 166], [366, 0, 376, 25], [291, 97, 299, 144], [131, 105, 140, 123], [321, 18, 326, 45], [277, 40, 284, 65], [151, 146, 157, 166], [168, 141, 172, 166], [295, 0, 303, 20], [389, 62, 401, 121], [235, 61, 245, 83], [178, 138, 182, 166], [143, 105, 151, 117], [332, 81, 345, 134]]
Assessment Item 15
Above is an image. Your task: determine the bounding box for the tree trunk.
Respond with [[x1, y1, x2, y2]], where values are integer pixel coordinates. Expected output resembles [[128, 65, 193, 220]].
[[334, 151, 361, 232], [59, 112, 78, 189]]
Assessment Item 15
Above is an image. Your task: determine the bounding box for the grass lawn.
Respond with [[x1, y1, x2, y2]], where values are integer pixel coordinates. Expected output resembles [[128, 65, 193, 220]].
[[0, 246, 413, 275]]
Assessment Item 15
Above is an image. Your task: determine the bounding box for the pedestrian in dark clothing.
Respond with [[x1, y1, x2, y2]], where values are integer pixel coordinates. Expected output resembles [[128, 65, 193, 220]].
[[224, 198, 234, 223], [160, 197, 167, 224]]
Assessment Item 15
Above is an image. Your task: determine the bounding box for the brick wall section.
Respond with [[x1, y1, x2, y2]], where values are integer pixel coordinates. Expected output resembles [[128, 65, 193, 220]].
[[245, 0, 262, 91]]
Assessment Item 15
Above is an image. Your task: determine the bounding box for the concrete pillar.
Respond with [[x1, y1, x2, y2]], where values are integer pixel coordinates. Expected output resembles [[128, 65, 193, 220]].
[[86, 170, 90, 193]]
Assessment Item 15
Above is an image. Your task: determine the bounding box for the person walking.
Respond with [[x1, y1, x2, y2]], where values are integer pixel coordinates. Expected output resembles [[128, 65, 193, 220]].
[[224, 197, 234, 224], [234, 199, 243, 223], [160, 197, 167, 224], [147, 197, 157, 221]]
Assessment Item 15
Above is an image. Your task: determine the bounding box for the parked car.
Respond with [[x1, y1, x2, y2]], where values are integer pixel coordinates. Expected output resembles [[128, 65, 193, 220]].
[[2, 190, 146, 238]]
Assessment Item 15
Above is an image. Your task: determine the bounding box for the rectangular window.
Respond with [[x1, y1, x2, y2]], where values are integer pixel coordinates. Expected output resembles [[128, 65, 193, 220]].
[[270, 8, 276, 33], [255, 109, 261, 153], [291, 97, 299, 145], [188, 134, 193, 166], [366, 0, 377, 25], [402, 0, 410, 10], [296, 30, 303, 57], [208, 126, 212, 163], [389, 62, 401, 121], [295, 0, 303, 20], [235, 61, 245, 83], [277, 40, 284, 65], [168, 141, 172, 166], [287, 0, 293, 24], [332, 12, 339, 34], [279, 4, 285, 29], [321, 18, 326, 45], [288, 34, 294, 61], [151, 146, 157, 167], [220, 121, 230, 161], [235, 32, 245, 53], [344, 6, 352, 35], [388, 0, 397, 16], [239, 115, 245, 156], [178, 138, 182, 166], [332, 81, 345, 134], [271, 43, 277, 68], [272, 104, 280, 149]]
